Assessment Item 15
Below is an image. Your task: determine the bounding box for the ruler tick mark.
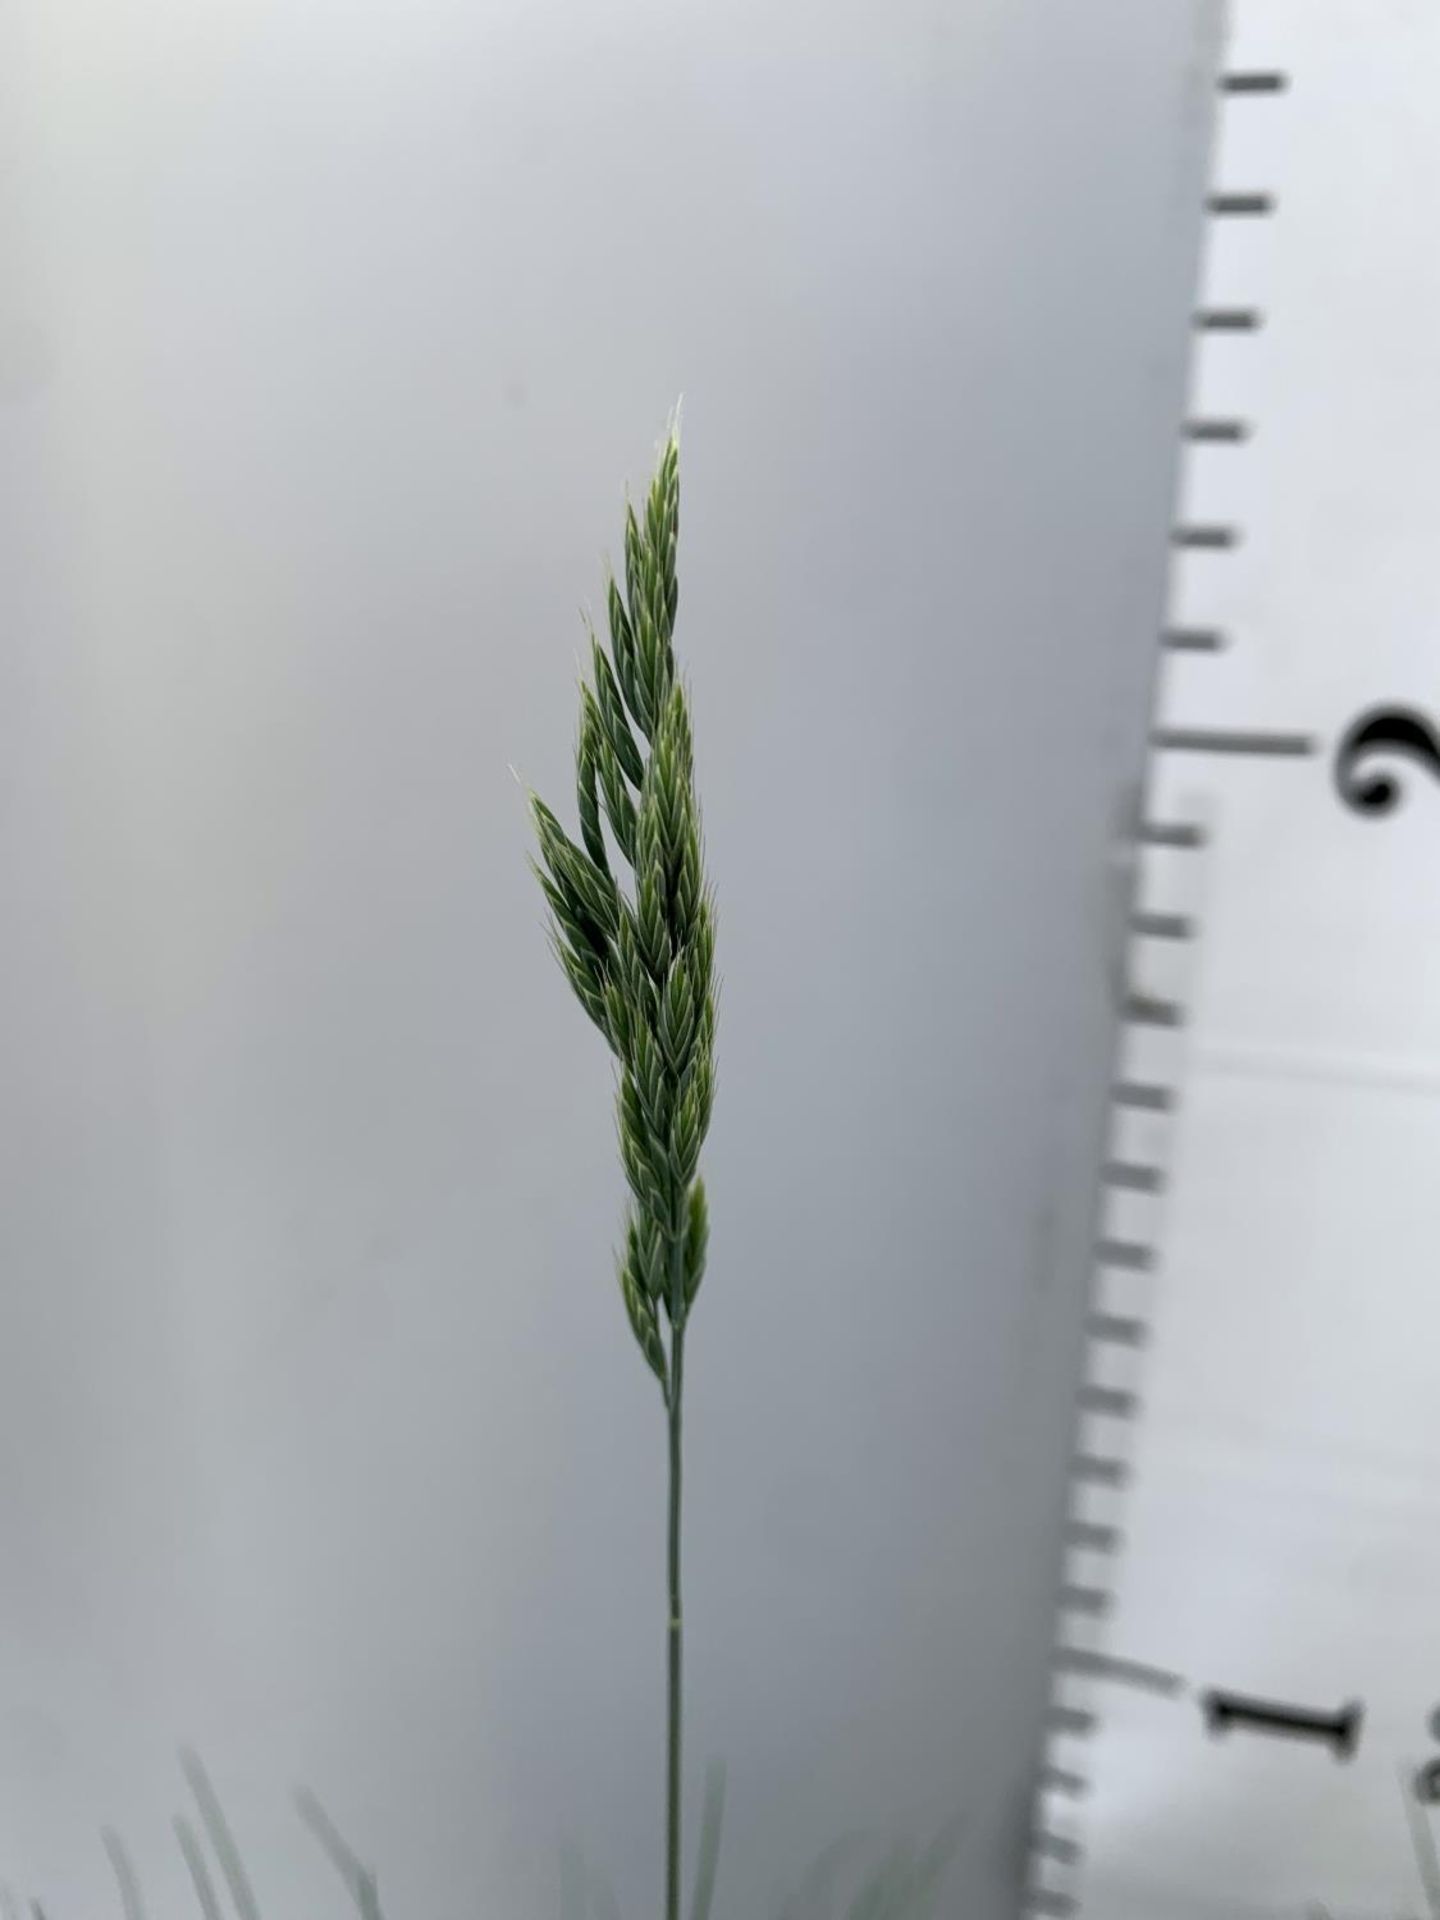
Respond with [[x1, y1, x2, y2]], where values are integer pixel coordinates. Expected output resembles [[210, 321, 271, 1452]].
[[1052, 1648, 1185, 1696], [1152, 726, 1317, 758], [1125, 992, 1185, 1029], [1022, 1894, 1077, 1918], [1037, 1765, 1089, 1798], [1030, 1830, 1083, 1865], [1162, 626, 1226, 653], [1171, 523, 1240, 549], [1064, 1519, 1121, 1552], [1206, 191, 1276, 216], [1194, 307, 1264, 331], [1220, 70, 1289, 93], [1078, 1384, 1140, 1418], [1129, 910, 1194, 940], [1183, 417, 1251, 442], [1058, 1584, 1112, 1617], [1101, 1158, 1166, 1190], [1071, 1453, 1129, 1487], [1087, 1310, 1149, 1347], [1137, 821, 1206, 849], [1095, 1238, 1154, 1271], [1113, 1080, 1173, 1111], [1046, 1707, 1098, 1739]]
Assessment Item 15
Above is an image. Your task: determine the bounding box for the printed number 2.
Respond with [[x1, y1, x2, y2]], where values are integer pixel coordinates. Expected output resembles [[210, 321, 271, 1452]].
[[1334, 707, 1440, 816]]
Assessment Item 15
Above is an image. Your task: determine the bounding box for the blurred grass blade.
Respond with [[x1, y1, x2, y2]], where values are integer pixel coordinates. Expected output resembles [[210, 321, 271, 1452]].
[[295, 1789, 363, 1882], [175, 1815, 224, 1920], [844, 1842, 911, 1920], [0, 1884, 21, 1920], [688, 1760, 725, 1920], [559, 1839, 587, 1920], [875, 1844, 918, 1920], [776, 1834, 870, 1920], [102, 1828, 147, 1920], [905, 1812, 964, 1920], [295, 1789, 384, 1920], [589, 1870, 624, 1920], [180, 1750, 262, 1920], [1402, 1765, 1440, 1920]]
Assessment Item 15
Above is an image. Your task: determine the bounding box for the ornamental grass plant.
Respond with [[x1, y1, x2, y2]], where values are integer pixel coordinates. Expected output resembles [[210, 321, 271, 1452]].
[[4, 418, 963, 1920]]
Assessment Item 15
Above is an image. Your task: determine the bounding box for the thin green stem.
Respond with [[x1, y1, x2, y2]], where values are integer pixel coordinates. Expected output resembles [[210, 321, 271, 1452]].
[[666, 1314, 686, 1920]]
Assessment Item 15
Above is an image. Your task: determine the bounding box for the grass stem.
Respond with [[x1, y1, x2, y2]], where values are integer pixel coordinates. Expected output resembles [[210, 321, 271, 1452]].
[[667, 1319, 686, 1920]]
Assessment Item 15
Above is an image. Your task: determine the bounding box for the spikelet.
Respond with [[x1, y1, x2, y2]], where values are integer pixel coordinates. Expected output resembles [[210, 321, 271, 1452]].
[[528, 418, 717, 1399]]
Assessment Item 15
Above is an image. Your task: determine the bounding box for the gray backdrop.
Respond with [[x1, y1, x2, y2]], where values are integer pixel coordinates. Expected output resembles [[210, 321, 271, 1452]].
[[0, 1, 1219, 1915]]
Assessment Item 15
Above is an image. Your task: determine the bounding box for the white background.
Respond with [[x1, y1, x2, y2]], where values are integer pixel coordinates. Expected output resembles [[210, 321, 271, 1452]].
[[0, 3, 1217, 1916]]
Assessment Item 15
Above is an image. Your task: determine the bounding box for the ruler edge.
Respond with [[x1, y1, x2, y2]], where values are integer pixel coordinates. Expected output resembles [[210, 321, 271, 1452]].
[[1022, 12, 1297, 1913]]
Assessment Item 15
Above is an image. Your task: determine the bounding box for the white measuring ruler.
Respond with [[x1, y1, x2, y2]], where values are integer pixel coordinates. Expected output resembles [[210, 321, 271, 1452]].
[[1026, 4, 1440, 1916]]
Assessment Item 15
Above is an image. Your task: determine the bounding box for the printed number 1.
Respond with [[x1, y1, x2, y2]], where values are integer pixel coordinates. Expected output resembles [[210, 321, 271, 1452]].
[[1201, 1688, 1362, 1760]]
